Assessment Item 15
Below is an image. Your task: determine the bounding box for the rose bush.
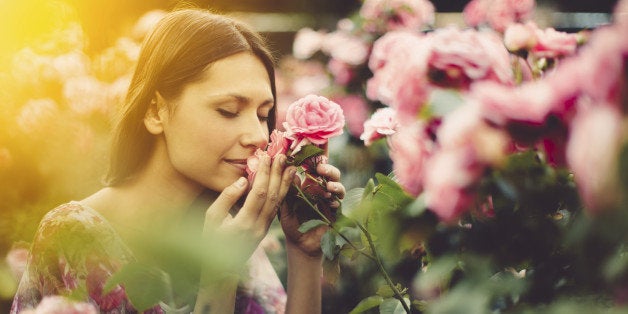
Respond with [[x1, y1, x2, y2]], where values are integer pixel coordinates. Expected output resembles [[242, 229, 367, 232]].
[[290, 0, 628, 313]]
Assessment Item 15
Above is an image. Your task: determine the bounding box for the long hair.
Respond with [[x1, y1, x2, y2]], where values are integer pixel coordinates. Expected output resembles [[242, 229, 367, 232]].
[[104, 8, 277, 186]]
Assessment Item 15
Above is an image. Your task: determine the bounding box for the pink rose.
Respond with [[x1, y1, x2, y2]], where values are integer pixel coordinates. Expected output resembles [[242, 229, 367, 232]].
[[283, 94, 345, 152], [473, 80, 555, 126], [327, 58, 354, 86], [486, 0, 535, 32], [463, 0, 488, 27], [531, 27, 578, 59], [360, 0, 435, 32], [246, 149, 269, 184], [566, 104, 623, 213], [503, 22, 537, 52], [389, 122, 434, 197], [437, 103, 508, 167], [424, 148, 479, 223], [267, 130, 291, 158], [616, 0, 628, 26], [23, 296, 98, 314], [427, 27, 513, 88], [487, 1, 517, 32], [321, 31, 370, 66], [369, 30, 423, 72], [332, 94, 370, 138], [292, 28, 326, 60], [361, 107, 399, 146]]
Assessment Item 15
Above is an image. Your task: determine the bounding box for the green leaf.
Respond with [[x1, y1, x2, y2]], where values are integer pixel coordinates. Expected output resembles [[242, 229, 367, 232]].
[[321, 231, 337, 260], [349, 295, 384, 314], [415, 256, 458, 293], [298, 219, 327, 233], [104, 262, 173, 312], [363, 178, 375, 198], [292, 144, 325, 165], [376, 285, 395, 298], [379, 297, 409, 314], [341, 188, 365, 215]]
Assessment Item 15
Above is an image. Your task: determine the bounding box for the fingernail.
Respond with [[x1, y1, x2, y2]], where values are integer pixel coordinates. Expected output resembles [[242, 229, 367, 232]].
[[236, 177, 247, 187], [324, 192, 332, 198], [278, 155, 286, 165], [289, 167, 297, 176]]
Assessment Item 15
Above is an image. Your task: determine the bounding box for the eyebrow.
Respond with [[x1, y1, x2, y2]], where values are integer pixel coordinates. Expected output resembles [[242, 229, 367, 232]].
[[223, 93, 274, 109]]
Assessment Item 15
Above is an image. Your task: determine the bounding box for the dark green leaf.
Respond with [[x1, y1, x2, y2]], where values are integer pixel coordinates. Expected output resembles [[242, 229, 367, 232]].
[[292, 144, 325, 165], [321, 231, 337, 260]]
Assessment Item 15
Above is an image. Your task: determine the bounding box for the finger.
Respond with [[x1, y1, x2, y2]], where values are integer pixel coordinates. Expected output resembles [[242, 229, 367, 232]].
[[326, 181, 346, 199], [277, 166, 297, 202], [205, 177, 248, 226], [237, 153, 271, 223], [259, 154, 288, 223], [317, 163, 341, 181]]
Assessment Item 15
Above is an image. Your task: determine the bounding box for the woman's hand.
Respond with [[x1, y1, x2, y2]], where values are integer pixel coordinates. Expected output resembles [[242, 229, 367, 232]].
[[279, 163, 346, 258], [203, 153, 296, 268]]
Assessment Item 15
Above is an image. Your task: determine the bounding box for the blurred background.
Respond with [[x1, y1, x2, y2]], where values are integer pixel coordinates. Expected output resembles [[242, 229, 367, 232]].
[[0, 0, 620, 312]]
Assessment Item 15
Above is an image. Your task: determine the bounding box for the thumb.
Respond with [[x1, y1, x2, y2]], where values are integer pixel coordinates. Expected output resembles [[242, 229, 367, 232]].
[[205, 177, 248, 226]]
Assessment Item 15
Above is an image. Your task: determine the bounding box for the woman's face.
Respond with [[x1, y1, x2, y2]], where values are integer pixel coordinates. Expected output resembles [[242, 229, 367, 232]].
[[157, 52, 273, 192]]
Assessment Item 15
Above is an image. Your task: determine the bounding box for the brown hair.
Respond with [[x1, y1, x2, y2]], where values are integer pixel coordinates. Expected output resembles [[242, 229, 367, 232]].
[[104, 8, 277, 186]]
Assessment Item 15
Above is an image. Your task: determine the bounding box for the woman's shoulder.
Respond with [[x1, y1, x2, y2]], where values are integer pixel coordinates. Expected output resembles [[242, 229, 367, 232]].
[[31, 201, 132, 261]]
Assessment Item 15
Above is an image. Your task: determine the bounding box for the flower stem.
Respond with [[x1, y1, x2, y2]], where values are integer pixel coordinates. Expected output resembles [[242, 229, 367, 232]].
[[356, 221, 411, 314], [292, 179, 409, 312]]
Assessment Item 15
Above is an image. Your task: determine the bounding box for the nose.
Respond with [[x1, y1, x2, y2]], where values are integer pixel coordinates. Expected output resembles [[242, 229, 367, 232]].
[[240, 115, 269, 149]]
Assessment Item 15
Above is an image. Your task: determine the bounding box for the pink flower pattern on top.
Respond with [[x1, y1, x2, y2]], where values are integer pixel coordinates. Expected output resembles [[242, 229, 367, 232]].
[[11, 202, 286, 314]]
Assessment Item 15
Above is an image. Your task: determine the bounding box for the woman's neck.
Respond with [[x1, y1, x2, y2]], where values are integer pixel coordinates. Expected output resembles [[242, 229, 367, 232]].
[[81, 140, 209, 230]]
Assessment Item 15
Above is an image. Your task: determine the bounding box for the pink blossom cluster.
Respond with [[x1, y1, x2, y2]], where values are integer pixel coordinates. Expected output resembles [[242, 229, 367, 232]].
[[355, 0, 628, 222], [360, 0, 435, 33], [463, 0, 536, 32], [504, 22, 580, 59], [365, 27, 513, 123]]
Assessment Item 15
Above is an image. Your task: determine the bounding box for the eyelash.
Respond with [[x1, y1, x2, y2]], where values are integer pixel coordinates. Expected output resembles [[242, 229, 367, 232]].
[[217, 109, 269, 122]]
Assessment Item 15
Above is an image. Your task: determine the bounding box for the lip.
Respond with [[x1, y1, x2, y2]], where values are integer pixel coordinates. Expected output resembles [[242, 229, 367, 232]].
[[224, 159, 248, 171]]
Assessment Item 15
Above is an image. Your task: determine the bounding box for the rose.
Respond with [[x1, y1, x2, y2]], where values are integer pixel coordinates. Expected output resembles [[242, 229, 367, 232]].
[[292, 28, 325, 60], [531, 27, 578, 59], [327, 58, 354, 86], [360, 107, 399, 146], [389, 122, 433, 197], [266, 129, 291, 158], [321, 31, 369, 66], [360, 0, 435, 32], [504, 22, 537, 53], [566, 104, 623, 213], [332, 94, 370, 138], [283, 94, 345, 154], [428, 27, 513, 87], [246, 149, 270, 184]]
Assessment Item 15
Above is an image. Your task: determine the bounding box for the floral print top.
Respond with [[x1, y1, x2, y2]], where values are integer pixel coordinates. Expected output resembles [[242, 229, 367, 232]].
[[11, 202, 287, 313]]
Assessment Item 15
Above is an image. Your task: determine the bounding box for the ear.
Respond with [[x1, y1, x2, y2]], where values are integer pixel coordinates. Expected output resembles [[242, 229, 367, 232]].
[[144, 93, 168, 135]]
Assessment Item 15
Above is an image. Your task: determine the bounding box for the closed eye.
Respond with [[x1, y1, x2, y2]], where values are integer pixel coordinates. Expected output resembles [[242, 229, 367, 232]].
[[258, 115, 269, 122], [217, 109, 238, 118]]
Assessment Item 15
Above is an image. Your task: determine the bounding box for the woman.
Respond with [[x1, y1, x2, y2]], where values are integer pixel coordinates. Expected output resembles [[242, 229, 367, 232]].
[[11, 8, 345, 314]]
